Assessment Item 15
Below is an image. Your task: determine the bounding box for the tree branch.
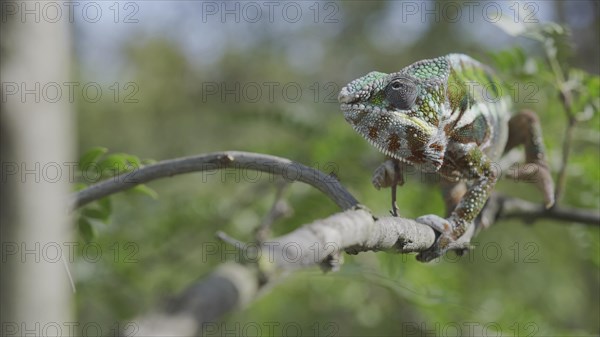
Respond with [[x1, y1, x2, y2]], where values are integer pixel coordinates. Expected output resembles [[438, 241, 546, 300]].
[[133, 263, 258, 337], [495, 195, 599, 226], [132, 209, 436, 336], [71, 151, 359, 211]]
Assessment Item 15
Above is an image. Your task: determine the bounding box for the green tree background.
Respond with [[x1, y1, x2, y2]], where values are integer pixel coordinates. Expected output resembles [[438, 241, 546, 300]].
[[73, 1, 599, 336]]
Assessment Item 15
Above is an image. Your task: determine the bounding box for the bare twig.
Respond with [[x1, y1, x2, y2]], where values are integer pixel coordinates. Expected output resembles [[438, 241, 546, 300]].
[[71, 151, 359, 211], [554, 111, 576, 203], [215, 231, 246, 249], [495, 194, 599, 226], [544, 40, 577, 204], [255, 180, 292, 242]]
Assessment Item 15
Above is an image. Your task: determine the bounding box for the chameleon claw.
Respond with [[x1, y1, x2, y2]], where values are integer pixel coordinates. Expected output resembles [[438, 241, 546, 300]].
[[415, 214, 472, 262], [416, 214, 451, 233]]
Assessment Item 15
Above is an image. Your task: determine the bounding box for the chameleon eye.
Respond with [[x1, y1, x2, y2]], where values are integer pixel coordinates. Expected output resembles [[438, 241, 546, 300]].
[[385, 77, 418, 110]]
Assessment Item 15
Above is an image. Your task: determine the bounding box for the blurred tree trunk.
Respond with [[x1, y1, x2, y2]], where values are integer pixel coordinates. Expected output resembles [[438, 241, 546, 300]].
[[1, 1, 74, 335]]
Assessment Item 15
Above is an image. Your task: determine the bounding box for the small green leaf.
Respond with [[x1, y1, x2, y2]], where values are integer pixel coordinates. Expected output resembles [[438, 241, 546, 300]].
[[132, 184, 158, 200], [80, 198, 112, 224], [82, 208, 109, 221], [79, 147, 108, 170], [99, 153, 141, 178], [73, 182, 88, 191], [98, 197, 112, 217], [78, 217, 96, 243], [99, 154, 127, 172], [123, 154, 141, 167]]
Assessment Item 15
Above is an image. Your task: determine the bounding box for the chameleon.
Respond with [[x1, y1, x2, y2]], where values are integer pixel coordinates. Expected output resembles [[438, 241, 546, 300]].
[[338, 54, 554, 261]]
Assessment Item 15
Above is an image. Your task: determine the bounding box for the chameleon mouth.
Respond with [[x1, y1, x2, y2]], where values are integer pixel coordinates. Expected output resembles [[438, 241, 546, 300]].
[[338, 86, 361, 104], [340, 103, 413, 165], [339, 103, 352, 111], [364, 136, 412, 165], [340, 103, 390, 115], [340, 103, 442, 171]]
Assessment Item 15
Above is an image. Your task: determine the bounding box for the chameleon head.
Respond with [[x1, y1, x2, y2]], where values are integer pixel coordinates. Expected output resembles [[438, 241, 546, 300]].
[[338, 59, 450, 170]]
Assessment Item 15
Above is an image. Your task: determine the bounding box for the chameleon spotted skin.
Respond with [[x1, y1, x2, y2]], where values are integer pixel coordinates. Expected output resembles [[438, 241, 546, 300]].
[[338, 54, 513, 261]]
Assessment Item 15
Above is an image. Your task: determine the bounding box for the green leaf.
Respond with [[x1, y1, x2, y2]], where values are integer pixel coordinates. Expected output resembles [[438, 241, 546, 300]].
[[98, 197, 112, 218], [82, 208, 109, 221], [99, 153, 141, 178], [122, 154, 142, 167], [79, 147, 108, 170], [73, 182, 88, 191], [488, 47, 527, 76], [78, 217, 96, 243], [81, 199, 112, 223], [132, 184, 159, 200]]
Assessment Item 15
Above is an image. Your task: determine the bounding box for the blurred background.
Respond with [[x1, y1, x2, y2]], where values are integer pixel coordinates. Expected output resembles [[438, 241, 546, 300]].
[[2, 1, 599, 336]]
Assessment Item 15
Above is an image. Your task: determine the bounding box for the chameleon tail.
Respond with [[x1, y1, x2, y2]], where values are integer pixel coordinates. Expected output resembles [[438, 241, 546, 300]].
[[505, 110, 555, 208]]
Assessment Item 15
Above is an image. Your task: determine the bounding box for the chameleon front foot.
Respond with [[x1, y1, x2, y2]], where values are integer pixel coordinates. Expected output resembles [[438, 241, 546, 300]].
[[415, 214, 472, 262], [372, 159, 404, 216], [371, 159, 403, 190]]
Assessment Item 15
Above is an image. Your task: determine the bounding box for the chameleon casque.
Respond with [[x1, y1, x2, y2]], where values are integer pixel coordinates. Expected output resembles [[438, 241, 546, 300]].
[[338, 54, 555, 261]]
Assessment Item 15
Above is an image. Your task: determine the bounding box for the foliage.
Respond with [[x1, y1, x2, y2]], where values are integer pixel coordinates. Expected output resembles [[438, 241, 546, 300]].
[[75, 147, 156, 242]]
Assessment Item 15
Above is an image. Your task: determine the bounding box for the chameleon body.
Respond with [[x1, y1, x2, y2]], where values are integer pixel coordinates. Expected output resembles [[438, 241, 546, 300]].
[[338, 54, 554, 261]]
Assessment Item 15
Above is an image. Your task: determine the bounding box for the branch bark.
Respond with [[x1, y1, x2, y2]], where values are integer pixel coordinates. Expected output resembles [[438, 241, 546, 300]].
[[495, 195, 599, 226], [71, 151, 358, 211]]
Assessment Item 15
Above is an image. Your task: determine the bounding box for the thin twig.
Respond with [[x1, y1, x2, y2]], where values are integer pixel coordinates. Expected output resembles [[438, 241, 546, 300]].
[[555, 111, 577, 204], [215, 230, 246, 249], [495, 194, 599, 226], [544, 41, 577, 204], [255, 180, 292, 242]]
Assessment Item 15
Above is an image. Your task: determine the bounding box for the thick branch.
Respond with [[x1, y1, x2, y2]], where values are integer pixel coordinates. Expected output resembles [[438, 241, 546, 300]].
[[133, 263, 258, 337], [132, 209, 437, 336], [71, 151, 359, 211], [258, 208, 436, 270]]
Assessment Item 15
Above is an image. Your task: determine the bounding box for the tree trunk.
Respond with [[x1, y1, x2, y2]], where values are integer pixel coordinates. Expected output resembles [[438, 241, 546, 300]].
[[1, 1, 74, 335]]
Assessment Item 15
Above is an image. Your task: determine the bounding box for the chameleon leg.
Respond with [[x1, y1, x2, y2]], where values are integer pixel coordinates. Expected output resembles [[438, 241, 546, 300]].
[[417, 146, 498, 261], [372, 158, 404, 189], [372, 158, 405, 216], [442, 181, 495, 229], [505, 110, 555, 208]]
